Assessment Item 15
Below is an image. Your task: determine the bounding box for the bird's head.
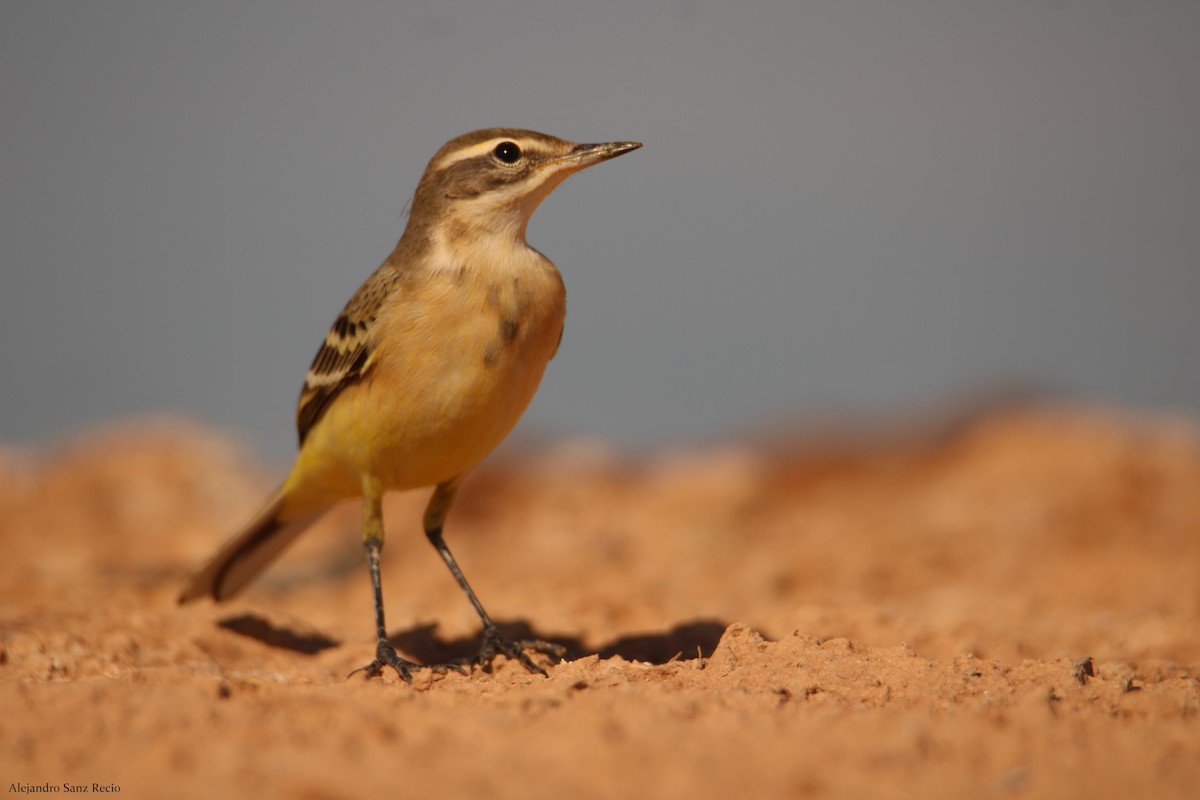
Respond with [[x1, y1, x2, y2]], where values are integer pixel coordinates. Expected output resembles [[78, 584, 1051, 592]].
[[407, 128, 641, 244]]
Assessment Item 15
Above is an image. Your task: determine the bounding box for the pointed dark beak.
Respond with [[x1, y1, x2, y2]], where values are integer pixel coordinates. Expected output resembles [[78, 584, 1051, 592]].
[[550, 140, 643, 170]]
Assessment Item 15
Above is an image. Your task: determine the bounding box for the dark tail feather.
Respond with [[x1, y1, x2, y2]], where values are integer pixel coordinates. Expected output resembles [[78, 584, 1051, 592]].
[[178, 486, 326, 603]]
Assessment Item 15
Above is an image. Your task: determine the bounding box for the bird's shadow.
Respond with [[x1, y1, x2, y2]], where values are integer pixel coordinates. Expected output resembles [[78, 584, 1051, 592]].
[[390, 618, 729, 664], [217, 613, 728, 664], [217, 614, 340, 655]]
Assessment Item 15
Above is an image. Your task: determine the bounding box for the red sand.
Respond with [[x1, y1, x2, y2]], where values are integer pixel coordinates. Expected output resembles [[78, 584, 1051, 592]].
[[2, 406, 1198, 798]]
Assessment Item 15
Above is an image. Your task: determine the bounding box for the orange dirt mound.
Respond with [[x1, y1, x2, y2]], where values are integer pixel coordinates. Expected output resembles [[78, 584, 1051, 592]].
[[2, 408, 1198, 798]]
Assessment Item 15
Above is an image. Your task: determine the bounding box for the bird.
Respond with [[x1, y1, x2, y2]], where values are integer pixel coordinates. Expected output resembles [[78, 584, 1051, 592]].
[[178, 128, 641, 682]]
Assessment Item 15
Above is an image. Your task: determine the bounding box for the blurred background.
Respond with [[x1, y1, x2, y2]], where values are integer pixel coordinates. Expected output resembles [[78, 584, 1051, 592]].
[[3, 0, 1198, 465]]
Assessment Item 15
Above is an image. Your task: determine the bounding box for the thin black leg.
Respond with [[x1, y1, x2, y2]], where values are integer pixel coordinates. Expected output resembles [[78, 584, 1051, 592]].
[[348, 536, 426, 683], [348, 481, 464, 683], [424, 479, 564, 676]]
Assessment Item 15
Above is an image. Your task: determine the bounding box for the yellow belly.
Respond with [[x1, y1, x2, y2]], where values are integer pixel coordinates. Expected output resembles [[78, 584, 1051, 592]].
[[282, 265, 565, 510]]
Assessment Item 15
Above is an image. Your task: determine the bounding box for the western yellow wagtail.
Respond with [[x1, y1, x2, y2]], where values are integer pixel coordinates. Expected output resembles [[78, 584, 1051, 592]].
[[179, 129, 641, 681]]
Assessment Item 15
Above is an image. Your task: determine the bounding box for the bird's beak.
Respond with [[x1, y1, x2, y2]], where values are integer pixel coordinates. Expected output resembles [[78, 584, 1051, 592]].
[[548, 141, 643, 171]]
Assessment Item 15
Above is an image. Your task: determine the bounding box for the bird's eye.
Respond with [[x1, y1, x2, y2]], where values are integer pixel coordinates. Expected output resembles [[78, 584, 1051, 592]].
[[493, 141, 521, 164]]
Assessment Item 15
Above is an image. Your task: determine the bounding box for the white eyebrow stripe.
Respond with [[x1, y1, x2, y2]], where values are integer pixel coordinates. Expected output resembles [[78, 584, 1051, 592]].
[[432, 139, 516, 172]]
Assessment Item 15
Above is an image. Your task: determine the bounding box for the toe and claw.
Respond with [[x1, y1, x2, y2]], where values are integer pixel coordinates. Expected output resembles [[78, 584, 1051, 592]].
[[476, 624, 566, 677], [348, 625, 565, 684], [348, 638, 465, 683]]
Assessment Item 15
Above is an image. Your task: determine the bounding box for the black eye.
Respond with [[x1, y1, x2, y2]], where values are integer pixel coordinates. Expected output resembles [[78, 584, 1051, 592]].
[[493, 141, 521, 164]]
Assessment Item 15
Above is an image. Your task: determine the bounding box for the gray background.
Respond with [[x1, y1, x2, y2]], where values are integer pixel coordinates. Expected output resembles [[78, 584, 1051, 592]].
[[4, 1, 1198, 465]]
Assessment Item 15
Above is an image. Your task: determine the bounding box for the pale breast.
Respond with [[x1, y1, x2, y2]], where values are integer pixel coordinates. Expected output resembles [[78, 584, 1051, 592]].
[[346, 259, 565, 488]]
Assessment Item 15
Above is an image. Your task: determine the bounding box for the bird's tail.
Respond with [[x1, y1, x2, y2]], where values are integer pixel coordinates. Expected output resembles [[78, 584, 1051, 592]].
[[178, 485, 327, 604]]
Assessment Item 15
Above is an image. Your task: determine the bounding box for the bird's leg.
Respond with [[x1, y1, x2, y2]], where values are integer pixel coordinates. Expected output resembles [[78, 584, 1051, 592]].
[[424, 479, 565, 675], [349, 479, 463, 683]]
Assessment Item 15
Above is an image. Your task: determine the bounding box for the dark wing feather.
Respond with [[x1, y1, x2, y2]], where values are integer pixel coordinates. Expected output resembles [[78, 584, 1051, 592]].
[[295, 267, 400, 445]]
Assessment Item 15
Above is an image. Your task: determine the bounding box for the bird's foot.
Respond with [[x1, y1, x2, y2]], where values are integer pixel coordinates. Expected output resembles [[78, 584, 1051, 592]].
[[470, 624, 566, 677], [348, 638, 467, 684]]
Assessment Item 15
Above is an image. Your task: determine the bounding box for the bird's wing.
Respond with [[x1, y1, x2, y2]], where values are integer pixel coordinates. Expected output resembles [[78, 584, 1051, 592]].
[[295, 267, 401, 445]]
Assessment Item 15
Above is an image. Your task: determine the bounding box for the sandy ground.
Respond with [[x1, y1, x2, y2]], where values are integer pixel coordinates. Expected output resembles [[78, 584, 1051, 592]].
[[1, 405, 1198, 799]]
